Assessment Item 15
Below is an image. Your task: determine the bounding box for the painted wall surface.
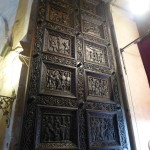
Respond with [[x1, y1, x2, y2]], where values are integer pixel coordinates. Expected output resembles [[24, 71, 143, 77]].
[[0, 0, 33, 149], [111, 5, 150, 150], [0, 0, 20, 55]]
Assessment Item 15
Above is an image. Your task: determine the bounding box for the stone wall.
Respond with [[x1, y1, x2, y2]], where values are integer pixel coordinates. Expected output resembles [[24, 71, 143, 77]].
[[111, 4, 150, 150]]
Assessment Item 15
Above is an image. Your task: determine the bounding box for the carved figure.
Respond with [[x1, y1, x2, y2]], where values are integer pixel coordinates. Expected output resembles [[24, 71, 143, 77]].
[[66, 116, 71, 140], [43, 116, 55, 141], [62, 41, 70, 54], [66, 72, 71, 91]]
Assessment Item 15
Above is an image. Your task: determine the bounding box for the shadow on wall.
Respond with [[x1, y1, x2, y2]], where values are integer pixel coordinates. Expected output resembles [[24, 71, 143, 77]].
[[0, 15, 10, 56]]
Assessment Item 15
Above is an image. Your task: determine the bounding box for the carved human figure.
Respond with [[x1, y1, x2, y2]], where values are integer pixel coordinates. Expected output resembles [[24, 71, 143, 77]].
[[91, 117, 97, 142], [60, 116, 67, 140], [61, 72, 66, 91], [43, 116, 55, 141], [54, 71, 62, 90], [52, 9, 59, 23], [66, 116, 71, 140], [51, 71, 56, 89], [95, 79, 100, 95], [62, 41, 69, 54], [89, 77, 95, 95], [89, 50, 93, 61], [106, 119, 115, 141], [102, 52, 105, 63], [55, 116, 61, 141], [56, 37, 61, 52], [100, 118, 107, 141], [95, 52, 99, 62], [98, 51, 103, 63], [48, 36, 57, 52], [62, 13, 69, 26], [101, 79, 108, 97], [93, 51, 96, 62], [95, 119, 101, 141], [46, 70, 56, 89], [66, 72, 71, 91]]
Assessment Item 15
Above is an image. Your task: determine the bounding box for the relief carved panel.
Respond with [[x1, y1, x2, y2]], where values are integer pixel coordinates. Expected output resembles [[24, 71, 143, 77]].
[[82, 19, 104, 39], [81, 0, 106, 19], [35, 106, 78, 150], [81, 0, 97, 14], [81, 10, 109, 40], [43, 29, 75, 57], [46, 3, 74, 27], [88, 76, 109, 98], [87, 110, 120, 149], [84, 40, 109, 66], [40, 62, 76, 98], [41, 114, 72, 142], [85, 71, 113, 102]]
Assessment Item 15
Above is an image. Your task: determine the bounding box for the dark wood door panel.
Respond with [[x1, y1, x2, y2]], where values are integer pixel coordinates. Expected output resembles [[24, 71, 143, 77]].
[[19, 0, 130, 150], [39, 61, 77, 99], [45, 0, 75, 28], [83, 40, 110, 67], [43, 28, 76, 58], [86, 110, 121, 149], [35, 106, 79, 150], [84, 71, 114, 103]]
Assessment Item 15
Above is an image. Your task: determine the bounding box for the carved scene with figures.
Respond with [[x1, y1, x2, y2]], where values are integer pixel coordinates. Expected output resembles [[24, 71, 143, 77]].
[[87, 110, 120, 149], [86, 71, 113, 102], [35, 106, 79, 149], [46, 1, 74, 28], [40, 62, 76, 98], [84, 40, 109, 66], [43, 29, 75, 57]]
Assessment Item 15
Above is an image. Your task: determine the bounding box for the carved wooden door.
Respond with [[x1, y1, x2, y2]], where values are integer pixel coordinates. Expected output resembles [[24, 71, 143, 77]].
[[20, 0, 130, 150]]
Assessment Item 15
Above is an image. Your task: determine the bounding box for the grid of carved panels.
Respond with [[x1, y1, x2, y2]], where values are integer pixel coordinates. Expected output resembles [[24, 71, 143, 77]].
[[35, 106, 79, 150], [19, 0, 129, 149]]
